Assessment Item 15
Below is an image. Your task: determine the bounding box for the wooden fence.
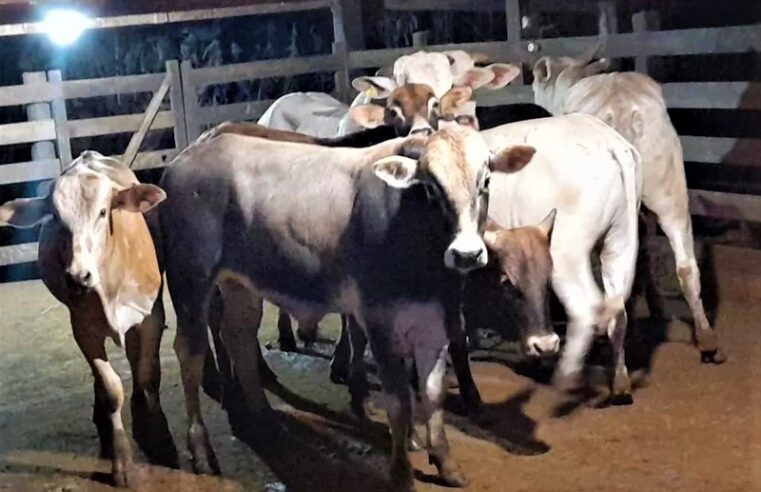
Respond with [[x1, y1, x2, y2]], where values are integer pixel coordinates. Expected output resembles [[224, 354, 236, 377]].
[[0, 0, 760, 276]]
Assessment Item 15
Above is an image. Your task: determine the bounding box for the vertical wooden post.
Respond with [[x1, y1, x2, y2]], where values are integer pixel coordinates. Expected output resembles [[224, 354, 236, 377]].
[[180, 60, 202, 142], [22, 72, 55, 162], [339, 0, 365, 51], [47, 70, 72, 168], [412, 30, 429, 48], [505, 0, 524, 85], [598, 1, 618, 71], [166, 60, 188, 151], [632, 10, 662, 77], [331, 0, 351, 103]]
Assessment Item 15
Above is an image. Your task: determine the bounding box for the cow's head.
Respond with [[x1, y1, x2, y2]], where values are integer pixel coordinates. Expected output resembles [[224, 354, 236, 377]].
[[353, 51, 522, 101], [0, 151, 165, 290], [532, 43, 610, 113], [347, 83, 475, 136], [371, 126, 536, 273], [483, 211, 560, 358]]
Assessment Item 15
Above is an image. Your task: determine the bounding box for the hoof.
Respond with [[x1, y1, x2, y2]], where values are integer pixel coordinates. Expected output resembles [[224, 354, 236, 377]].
[[389, 463, 415, 492], [279, 339, 298, 353], [432, 456, 469, 488], [553, 368, 582, 394], [700, 348, 726, 364], [407, 428, 425, 452], [111, 459, 131, 488], [329, 364, 349, 385], [695, 329, 719, 354], [609, 392, 634, 406]]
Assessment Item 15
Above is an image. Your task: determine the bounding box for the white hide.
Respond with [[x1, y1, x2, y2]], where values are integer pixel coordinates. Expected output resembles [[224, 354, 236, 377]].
[[482, 113, 642, 380]]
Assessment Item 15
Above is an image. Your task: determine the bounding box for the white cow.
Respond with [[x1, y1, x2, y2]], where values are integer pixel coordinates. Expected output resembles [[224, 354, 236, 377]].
[[532, 47, 724, 363], [480, 113, 643, 400], [258, 50, 520, 137]]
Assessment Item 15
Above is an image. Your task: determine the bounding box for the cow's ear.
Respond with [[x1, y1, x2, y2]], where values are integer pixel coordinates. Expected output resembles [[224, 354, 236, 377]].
[[457, 67, 496, 90], [372, 155, 420, 189], [533, 57, 552, 83], [490, 145, 536, 174], [440, 86, 473, 113], [112, 184, 166, 213], [347, 104, 387, 129], [536, 208, 557, 244], [352, 76, 397, 99], [0, 197, 50, 228], [482, 63, 521, 89]]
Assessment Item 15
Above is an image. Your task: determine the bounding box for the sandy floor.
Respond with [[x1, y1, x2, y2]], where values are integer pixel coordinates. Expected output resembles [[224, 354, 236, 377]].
[[1, 243, 760, 491]]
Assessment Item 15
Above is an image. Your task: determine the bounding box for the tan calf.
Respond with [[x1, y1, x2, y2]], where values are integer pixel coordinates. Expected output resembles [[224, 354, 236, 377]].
[[0, 151, 171, 487]]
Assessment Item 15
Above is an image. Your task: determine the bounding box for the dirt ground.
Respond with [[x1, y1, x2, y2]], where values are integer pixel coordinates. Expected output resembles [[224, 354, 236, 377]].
[[1, 242, 760, 492]]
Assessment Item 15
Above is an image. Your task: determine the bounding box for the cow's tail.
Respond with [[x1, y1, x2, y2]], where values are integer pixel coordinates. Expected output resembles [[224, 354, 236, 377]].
[[597, 141, 642, 331]]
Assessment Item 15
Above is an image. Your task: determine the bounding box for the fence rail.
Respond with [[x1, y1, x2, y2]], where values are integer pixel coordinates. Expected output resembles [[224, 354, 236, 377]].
[[1, 0, 760, 274]]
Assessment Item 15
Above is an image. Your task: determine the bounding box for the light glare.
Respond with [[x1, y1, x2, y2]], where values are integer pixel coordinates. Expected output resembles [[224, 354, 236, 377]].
[[41, 9, 93, 46]]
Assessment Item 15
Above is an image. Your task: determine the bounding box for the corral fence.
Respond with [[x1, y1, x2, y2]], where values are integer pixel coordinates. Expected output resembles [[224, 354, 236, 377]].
[[0, 0, 760, 280]]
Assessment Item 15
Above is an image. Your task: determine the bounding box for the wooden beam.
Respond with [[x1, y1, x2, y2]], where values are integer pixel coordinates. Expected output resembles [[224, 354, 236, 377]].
[[663, 82, 761, 110], [0, 1, 333, 37], [67, 111, 174, 139], [194, 100, 274, 125], [689, 190, 761, 223], [0, 119, 55, 146], [122, 73, 172, 168], [682, 136, 761, 167], [385, 0, 504, 11], [191, 53, 341, 86], [48, 70, 72, 167]]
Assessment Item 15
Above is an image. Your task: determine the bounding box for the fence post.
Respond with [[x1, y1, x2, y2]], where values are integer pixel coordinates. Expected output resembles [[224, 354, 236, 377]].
[[47, 70, 72, 168], [166, 60, 188, 152], [330, 0, 351, 103], [22, 72, 55, 162], [633, 10, 662, 77], [598, 1, 618, 70], [505, 0, 524, 85], [412, 30, 429, 48], [180, 60, 202, 142]]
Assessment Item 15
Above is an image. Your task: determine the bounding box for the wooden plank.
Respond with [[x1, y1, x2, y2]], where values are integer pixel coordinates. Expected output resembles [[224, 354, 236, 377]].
[[67, 111, 174, 139], [0, 158, 61, 185], [0, 1, 332, 37], [0, 242, 37, 268], [48, 70, 72, 167], [61, 73, 165, 100], [190, 54, 342, 87], [681, 136, 761, 167], [505, 0, 524, 85], [531, 24, 761, 59], [385, 0, 504, 11], [349, 41, 522, 69], [0, 149, 175, 187], [0, 82, 52, 107], [195, 100, 274, 126], [689, 190, 761, 223], [663, 82, 761, 110], [123, 73, 172, 167], [181, 60, 202, 142], [472, 82, 761, 110], [167, 60, 189, 150], [22, 72, 56, 161], [338, 0, 364, 50], [0, 120, 55, 146]]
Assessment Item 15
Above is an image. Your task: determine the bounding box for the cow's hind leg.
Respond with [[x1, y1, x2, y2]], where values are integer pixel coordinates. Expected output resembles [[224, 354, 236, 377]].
[[657, 211, 725, 363], [346, 316, 371, 418], [415, 344, 467, 487], [277, 309, 298, 352], [125, 293, 179, 468], [216, 275, 270, 418], [329, 315, 351, 384], [71, 308, 132, 487]]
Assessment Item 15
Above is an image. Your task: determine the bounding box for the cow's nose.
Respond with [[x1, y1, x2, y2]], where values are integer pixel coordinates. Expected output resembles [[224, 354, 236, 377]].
[[67, 268, 95, 288], [526, 333, 561, 358], [410, 127, 433, 136], [451, 248, 484, 269]]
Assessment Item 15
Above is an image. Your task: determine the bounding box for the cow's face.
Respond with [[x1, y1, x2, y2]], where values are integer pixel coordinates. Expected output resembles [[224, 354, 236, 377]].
[[532, 44, 610, 112], [347, 84, 475, 137], [483, 211, 560, 358], [371, 126, 537, 273], [0, 152, 165, 290]]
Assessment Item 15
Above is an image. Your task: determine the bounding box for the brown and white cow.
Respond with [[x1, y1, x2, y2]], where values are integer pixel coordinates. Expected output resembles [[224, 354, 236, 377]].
[[532, 46, 724, 363], [156, 126, 535, 490], [0, 151, 170, 487]]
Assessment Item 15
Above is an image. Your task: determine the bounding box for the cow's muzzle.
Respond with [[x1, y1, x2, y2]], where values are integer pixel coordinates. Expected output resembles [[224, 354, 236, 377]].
[[524, 333, 561, 359], [445, 235, 488, 273]]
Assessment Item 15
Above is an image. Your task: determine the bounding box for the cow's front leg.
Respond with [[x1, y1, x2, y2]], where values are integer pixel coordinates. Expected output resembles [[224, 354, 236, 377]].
[[71, 312, 132, 487], [277, 310, 298, 352], [447, 311, 482, 416], [125, 294, 179, 469], [365, 325, 415, 491], [416, 345, 468, 487], [329, 315, 351, 384]]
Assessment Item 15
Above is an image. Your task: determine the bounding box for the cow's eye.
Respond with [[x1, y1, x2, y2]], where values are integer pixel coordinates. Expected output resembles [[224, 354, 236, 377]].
[[99, 208, 107, 218]]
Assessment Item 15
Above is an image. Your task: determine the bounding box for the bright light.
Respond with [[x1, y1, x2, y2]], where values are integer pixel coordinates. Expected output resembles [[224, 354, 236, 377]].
[[41, 9, 93, 46]]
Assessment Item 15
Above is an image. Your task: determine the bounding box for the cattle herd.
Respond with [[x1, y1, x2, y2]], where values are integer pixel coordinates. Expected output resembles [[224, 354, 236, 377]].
[[0, 45, 725, 491]]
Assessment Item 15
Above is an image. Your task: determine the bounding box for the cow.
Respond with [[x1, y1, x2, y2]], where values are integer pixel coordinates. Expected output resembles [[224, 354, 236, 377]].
[[474, 113, 642, 401], [0, 151, 170, 487], [531, 46, 725, 363], [334, 212, 558, 422], [257, 50, 520, 138], [155, 126, 536, 490]]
